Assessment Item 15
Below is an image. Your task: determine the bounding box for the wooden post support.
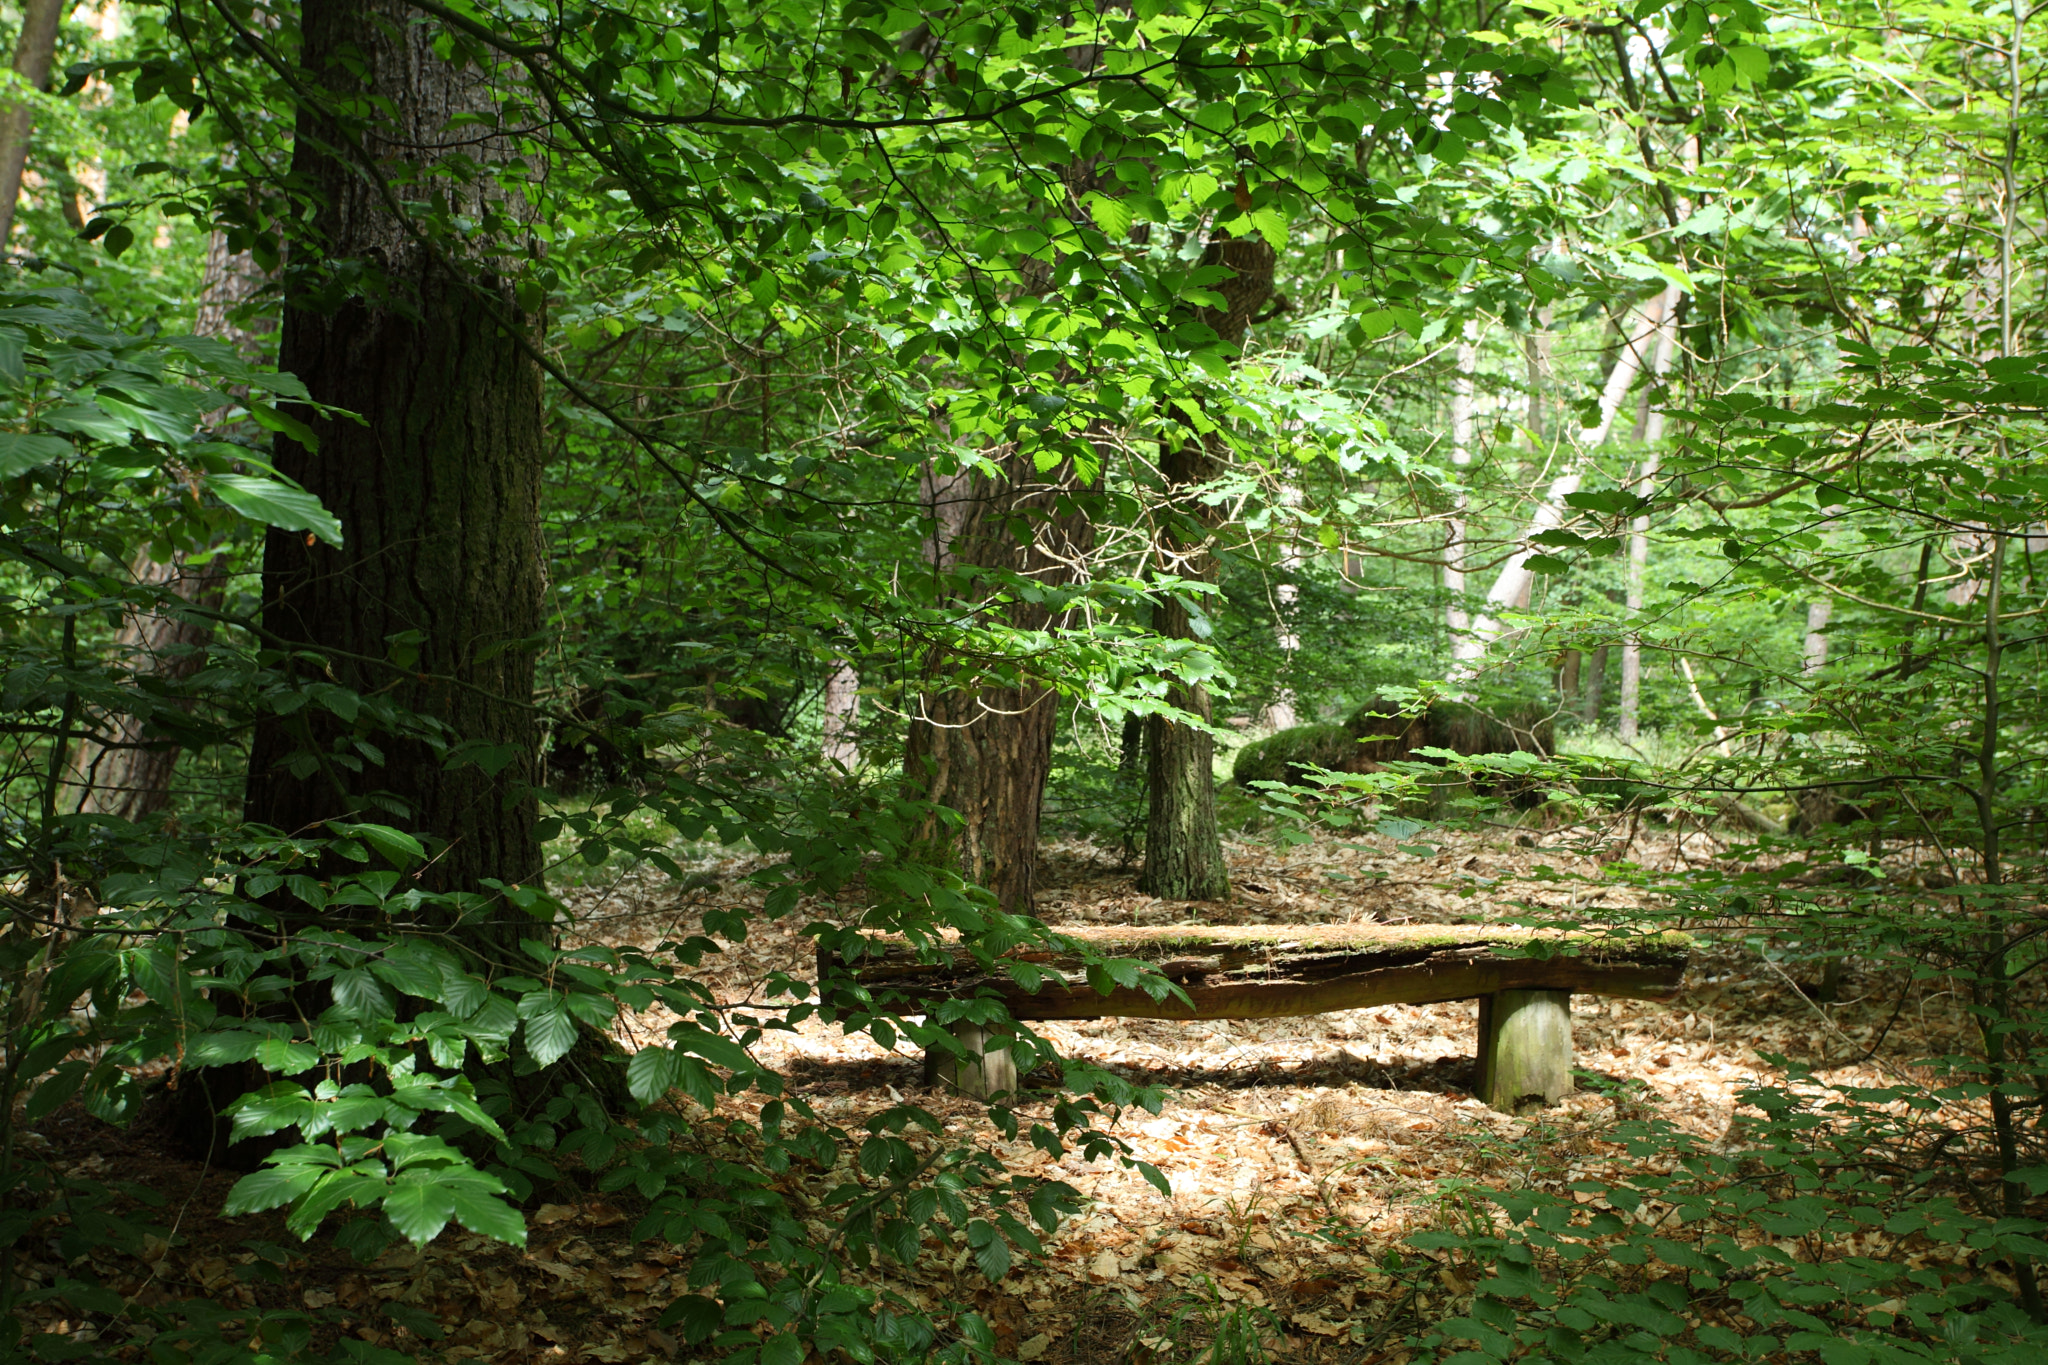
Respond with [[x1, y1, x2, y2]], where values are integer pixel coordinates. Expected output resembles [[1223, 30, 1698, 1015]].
[[926, 1021, 1016, 1100], [1477, 990, 1573, 1113]]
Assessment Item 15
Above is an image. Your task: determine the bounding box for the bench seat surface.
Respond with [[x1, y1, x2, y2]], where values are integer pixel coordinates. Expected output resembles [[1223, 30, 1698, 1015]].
[[828, 924, 1689, 1021]]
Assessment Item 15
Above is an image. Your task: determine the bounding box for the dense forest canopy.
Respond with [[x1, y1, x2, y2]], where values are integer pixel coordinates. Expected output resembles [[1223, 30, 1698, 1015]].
[[1, 0, 2047, 1361]]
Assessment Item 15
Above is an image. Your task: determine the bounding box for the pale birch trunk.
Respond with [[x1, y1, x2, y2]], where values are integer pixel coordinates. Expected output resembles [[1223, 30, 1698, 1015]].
[[1262, 483, 1304, 732], [1466, 289, 1679, 672], [1444, 319, 1480, 662], [1616, 286, 1683, 741], [1802, 601, 1833, 676], [820, 659, 860, 770]]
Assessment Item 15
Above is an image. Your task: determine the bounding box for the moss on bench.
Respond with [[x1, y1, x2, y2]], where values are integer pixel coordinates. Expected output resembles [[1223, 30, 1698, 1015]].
[[818, 922, 1690, 1109]]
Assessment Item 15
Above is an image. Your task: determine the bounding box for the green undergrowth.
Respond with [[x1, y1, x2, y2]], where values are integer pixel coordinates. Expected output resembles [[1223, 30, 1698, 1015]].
[[1314, 1072, 2048, 1365]]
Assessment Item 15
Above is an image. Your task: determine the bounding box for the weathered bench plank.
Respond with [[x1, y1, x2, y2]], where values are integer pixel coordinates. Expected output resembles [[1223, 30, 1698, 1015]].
[[825, 923, 1688, 1020], [821, 923, 1689, 1110]]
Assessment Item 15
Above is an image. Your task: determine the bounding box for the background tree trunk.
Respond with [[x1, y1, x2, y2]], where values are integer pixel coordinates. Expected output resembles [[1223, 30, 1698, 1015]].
[[904, 451, 1093, 913], [1467, 288, 1677, 671], [65, 554, 228, 820], [1445, 318, 1480, 664], [0, 0, 63, 245], [64, 232, 273, 818], [244, 0, 544, 916], [820, 659, 860, 771], [1261, 482, 1303, 732], [1140, 232, 1274, 901], [1617, 287, 1683, 741], [1139, 545, 1231, 900]]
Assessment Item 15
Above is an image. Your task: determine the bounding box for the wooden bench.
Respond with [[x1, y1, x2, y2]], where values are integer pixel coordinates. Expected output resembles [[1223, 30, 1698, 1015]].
[[820, 924, 1690, 1113]]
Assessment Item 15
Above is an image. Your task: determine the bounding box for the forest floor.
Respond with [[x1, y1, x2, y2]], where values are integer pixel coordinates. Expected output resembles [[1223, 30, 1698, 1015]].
[[17, 820, 1980, 1364]]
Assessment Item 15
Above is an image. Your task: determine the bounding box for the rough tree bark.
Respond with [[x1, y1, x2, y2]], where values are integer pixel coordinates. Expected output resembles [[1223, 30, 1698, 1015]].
[[244, 0, 545, 915], [165, 1, 552, 1161], [903, 452, 1093, 913], [0, 0, 63, 244], [1139, 233, 1274, 902]]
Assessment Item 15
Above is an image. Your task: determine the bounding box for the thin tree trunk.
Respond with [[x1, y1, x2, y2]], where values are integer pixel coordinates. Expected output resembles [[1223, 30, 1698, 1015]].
[[1524, 310, 1554, 443], [1580, 643, 1608, 724], [63, 233, 275, 816], [1558, 648, 1581, 705], [820, 659, 860, 771], [65, 555, 229, 819], [1465, 289, 1678, 667], [245, 0, 545, 917], [1140, 232, 1274, 902], [1802, 600, 1832, 676], [1616, 285, 1683, 742], [0, 0, 63, 245], [1262, 484, 1303, 732], [1445, 319, 1480, 662], [904, 452, 1093, 913]]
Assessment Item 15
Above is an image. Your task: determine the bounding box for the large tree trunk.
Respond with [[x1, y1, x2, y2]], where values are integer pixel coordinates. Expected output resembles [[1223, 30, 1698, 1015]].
[[245, 0, 544, 914], [0, 0, 63, 245], [904, 451, 1093, 913], [167, 0, 550, 1165], [1139, 233, 1275, 901]]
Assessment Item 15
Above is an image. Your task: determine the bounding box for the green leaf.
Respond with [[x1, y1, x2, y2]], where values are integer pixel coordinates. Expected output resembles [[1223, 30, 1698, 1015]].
[[0, 433, 73, 478], [331, 966, 395, 1020], [210, 473, 344, 545], [626, 1045, 678, 1102], [667, 1021, 753, 1072], [1082, 191, 1133, 238], [1728, 45, 1769, 83], [972, 1228, 1011, 1279], [223, 1164, 322, 1218], [383, 1302, 448, 1340], [245, 401, 320, 450], [330, 821, 426, 871], [23, 1060, 90, 1122], [439, 966, 489, 1015], [525, 1005, 577, 1066], [380, 1175, 458, 1246], [255, 1037, 321, 1073]]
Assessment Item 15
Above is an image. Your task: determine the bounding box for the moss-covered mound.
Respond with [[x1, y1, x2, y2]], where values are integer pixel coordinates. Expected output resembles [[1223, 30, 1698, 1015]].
[[1348, 691, 1553, 766], [1233, 689, 1556, 790], [1231, 722, 1356, 787]]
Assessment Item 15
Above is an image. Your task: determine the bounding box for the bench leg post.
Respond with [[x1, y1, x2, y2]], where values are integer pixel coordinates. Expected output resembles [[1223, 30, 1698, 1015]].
[[1477, 990, 1573, 1113], [927, 1021, 1016, 1101]]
